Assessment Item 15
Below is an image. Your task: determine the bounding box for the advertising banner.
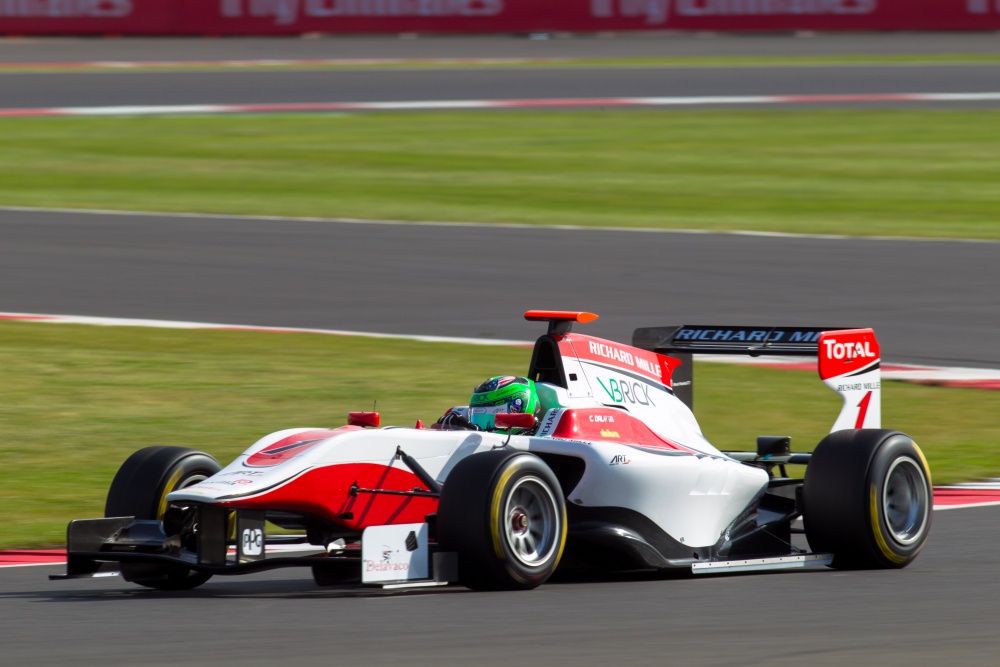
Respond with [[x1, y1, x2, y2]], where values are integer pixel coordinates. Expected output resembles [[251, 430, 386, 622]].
[[0, 1, 174, 33], [1, 0, 999, 35]]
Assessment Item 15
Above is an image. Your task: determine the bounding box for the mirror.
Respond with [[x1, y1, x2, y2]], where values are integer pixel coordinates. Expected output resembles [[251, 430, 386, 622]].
[[494, 413, 535, 430]]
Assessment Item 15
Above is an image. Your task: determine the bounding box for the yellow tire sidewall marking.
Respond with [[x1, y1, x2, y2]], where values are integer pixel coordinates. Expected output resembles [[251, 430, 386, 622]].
[[156, 467, 185, 521], [553, 504, 568, 570], [913, 443, 932, 488], [490, 462, 521, 560], [869, 482, 908, 566]]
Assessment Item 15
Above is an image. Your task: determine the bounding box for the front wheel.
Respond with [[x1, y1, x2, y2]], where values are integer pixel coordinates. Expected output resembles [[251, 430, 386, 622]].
[[105, 445, 222, 590], [803, 429, 932, 569], [437, 450, 567, 591]]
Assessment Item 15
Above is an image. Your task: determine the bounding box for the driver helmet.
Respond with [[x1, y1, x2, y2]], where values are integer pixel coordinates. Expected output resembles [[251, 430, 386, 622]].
[[469, 376, 541, 432]]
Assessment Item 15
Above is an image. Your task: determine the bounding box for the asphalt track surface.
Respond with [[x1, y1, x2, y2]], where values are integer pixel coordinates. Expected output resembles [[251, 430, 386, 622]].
[[1, 34, 1000, 110], [3, 207, 1000, 369], [0, 507, 994, 666], [7, 63, 1000, 110], [4, 59, 1000, 111], [2, 34, 1000, 665]]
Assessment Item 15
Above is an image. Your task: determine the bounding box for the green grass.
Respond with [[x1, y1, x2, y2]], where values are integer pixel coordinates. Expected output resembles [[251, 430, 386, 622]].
[[4, 53, 1000, 73], [2, 111, 1000, 238], [2, 321, 999, 548]]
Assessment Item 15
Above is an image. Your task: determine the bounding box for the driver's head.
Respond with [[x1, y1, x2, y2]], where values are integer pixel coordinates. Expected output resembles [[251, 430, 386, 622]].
[[469, 376, 540, 432]]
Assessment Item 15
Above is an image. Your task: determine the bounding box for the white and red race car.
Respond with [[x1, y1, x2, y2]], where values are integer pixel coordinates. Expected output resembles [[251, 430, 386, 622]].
[[54, 310, 932, 591]]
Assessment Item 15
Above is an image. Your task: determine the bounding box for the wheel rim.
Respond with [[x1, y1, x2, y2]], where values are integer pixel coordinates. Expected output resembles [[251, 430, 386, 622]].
[[503, 475, 560, 568], [882, 457, 930, 546], [178, 474, 209, 489], [157, 471, 211, 520]]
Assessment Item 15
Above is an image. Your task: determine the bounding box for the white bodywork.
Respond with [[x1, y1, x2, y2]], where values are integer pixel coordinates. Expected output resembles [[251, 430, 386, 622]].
[[172, 421, 766, 550], [169, 323, 882, 553]]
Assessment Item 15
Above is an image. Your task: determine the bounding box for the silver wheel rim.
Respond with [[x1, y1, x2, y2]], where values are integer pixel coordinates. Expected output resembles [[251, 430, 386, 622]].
[[161, 471, 212, 519], [883, 456, 929, 546], [504, 475, 560, 568], [178, 474, 209, 489]]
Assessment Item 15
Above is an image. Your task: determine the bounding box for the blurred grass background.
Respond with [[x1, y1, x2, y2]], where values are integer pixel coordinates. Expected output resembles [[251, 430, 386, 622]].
[[1, 110, 999, 238]]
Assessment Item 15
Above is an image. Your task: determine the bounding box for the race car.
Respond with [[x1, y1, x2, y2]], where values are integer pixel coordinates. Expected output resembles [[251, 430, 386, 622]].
[[53, 310, 932, 591]]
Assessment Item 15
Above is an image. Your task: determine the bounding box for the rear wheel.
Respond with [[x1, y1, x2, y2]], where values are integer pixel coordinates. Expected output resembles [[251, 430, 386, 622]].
[[803, 429, 932, 569], [437, 450, 566, 590], [105, 446, 221, 590]]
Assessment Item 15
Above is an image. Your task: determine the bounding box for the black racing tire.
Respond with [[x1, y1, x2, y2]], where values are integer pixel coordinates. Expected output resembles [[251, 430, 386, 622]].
[[105, 446, 222, 590], [803, 429, 932, 569], [437, 450, 567, 591]]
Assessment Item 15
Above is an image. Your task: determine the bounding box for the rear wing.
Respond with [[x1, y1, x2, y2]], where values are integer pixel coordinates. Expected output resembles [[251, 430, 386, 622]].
[[633, 325, 882, 433]]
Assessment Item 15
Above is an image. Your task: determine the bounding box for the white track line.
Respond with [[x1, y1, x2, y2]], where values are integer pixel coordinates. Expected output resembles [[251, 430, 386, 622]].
[[2, 58, 571, 70], [2, 204, 997, 245], [934, 501, 1000, 511], [0, 312, 530, 347], [3, 92, 1000, 118], [2, 58, 995, 73]]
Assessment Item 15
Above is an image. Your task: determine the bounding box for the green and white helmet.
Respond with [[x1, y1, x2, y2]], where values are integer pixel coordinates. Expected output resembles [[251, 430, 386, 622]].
[[469, 376, 541, 432]]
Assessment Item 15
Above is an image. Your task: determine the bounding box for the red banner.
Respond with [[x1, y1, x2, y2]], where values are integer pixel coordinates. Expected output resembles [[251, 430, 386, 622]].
[[1, 0, 999, 35]]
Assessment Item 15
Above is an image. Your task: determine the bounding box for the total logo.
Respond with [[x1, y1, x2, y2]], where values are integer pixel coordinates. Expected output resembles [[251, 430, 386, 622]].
[[610, 454, 631, 466], [241, 528, 263, 556], [823, 339, 876, 361]]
